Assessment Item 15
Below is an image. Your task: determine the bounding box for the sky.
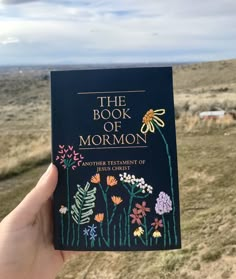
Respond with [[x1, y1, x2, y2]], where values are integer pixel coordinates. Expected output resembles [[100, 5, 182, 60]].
[[0, 0, 236, 65]]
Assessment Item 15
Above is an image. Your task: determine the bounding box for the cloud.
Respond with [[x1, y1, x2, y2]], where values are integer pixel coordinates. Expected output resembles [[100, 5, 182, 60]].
[[1, 0, 38, 4], [0, 0, 236, 65], [1, 36, 20, 45]]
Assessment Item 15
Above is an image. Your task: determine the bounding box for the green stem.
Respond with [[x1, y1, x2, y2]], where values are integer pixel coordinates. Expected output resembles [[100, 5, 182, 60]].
[[148, 227, 154, 236], [61, 215, 64, 245], [76, 223, 80, 246], [144, 216, 148, 246], [139, 236, 146, 246], [76, 185, 87, 247], [150, 237, 153, 246], [98, 237, 101, 248], [85, 235, 88, 248], [134, 194, 150, 199], [167, 220, 171, 246], [113, 225, 116, 247], [163, 214, 166, 248], [121, 181, 131, 194], [99, 183, 110, 246], [134, 188, 142, 195], [119, 214, 122, 246], [154, 123, 178, 246], [100, 223, 109, 247], [123, 208, 127, 246], [71, 222, 75, 246], [127, 190, 134, 247], [155, 237, 158, 245], [109, 205, 117, 225], [135, 238, 137, 245], [66, 167, 70, 246]]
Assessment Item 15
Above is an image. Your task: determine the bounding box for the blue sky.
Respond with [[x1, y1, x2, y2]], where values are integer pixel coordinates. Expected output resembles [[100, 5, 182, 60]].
[[0, 0, 236, 65]]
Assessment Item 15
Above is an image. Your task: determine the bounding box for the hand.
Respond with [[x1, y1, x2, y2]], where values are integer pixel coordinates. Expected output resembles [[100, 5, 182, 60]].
[[0, 164, 74, 279]]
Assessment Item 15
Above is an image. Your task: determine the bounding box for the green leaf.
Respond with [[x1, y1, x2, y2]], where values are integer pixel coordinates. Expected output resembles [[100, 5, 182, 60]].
[[71, 182, 97, 225]]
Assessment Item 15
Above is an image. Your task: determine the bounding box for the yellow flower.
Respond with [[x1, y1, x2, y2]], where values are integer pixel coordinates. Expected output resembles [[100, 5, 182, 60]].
[[94, 213, 104, 223], [107, 176, 118, 187], [133, 227, 144, 237], [140, 108, 165, 134], [91, 173, 100, 184], [152, 230, 162, 238], [111, 196, 123, 205]]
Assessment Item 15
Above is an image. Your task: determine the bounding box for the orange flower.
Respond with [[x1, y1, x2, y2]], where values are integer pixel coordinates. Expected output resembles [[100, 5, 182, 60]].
[[111, 196, 123, 205], [91, 173, 100, 184], [94, 213, 104, 223], [107, 176, 117, 187]]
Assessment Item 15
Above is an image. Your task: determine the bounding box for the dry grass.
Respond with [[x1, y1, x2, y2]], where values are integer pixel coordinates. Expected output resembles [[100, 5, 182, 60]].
[[176, 114, 236, 133], [0, 59, 236, 278]]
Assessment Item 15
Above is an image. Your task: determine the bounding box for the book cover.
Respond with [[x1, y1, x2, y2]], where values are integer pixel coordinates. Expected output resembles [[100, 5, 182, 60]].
[[51, 67, 181, 251]]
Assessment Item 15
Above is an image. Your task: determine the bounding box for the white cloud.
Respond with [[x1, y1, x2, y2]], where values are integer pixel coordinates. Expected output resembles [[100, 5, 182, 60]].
[[1, 36, 19, 45], [0, 0, 38, 4], [0, 0, 236, 65]]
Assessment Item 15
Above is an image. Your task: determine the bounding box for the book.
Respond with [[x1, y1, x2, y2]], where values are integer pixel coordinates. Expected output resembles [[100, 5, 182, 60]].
[[51, 67, 181, 251]]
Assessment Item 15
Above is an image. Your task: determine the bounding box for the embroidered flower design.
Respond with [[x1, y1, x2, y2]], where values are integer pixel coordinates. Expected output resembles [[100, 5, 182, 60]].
[[135, 201, 150, 217], [88, 224, 97, 241], [133, 227, 144, 237], [59, 205, 68, 214], [151, 218, 163, 230], [91, 173, 101, 184], [152, 230, 162, 238], [107, 176, 118, 187], [56, 145, 84, 170], [119, 173, 153, 194], [130, 208, 143, 225], [140, 108, 165, 134], [83, 228, 90, 236], [94, 213, 104, 223], [111, 196, 123, 205], [155, 191, 172, 215]]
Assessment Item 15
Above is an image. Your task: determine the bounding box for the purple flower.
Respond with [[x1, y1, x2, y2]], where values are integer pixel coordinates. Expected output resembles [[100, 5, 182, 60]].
[[155, 191, 172, 215]]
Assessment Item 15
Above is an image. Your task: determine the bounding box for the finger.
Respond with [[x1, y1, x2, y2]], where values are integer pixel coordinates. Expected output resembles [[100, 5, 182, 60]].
[[5, 164, 58, 227]]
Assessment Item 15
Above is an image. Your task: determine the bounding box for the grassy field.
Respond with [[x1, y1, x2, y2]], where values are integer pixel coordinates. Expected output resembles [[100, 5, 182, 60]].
[[0, 59, 236, 278]]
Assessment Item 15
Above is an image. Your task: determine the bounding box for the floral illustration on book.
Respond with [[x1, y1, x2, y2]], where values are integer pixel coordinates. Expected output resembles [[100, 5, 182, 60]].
[[56, 164, 174, 248], [56, 145, 84, 245], [56, 107, 178, 249], [140, 108, 178, 246]]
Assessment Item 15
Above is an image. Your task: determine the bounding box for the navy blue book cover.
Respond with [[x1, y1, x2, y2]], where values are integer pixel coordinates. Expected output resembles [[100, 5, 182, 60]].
[[51, 67, 181, 251]]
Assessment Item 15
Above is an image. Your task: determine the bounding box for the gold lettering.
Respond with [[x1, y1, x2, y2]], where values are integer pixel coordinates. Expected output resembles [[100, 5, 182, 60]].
[[93, 109, 100, 120], [136, 133, 147, 144], [113, 134, 125, 145], [79, 135, 91, 146], [91, 135, 102, 145]]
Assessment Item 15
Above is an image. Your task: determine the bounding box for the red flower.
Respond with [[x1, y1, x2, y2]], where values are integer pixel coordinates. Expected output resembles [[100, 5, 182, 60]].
[[135, 201, 150, 216], [151, 218, 163, 230], [130, 208, 143, 225]]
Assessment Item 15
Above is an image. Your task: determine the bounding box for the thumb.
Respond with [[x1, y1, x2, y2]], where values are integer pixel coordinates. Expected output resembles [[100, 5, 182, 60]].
[[3, 164, 58, 227]]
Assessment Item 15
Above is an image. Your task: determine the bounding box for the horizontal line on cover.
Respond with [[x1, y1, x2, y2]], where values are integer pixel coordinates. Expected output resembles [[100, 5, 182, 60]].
[[77, 90, 146, 95], [79, 146, 148, 150]]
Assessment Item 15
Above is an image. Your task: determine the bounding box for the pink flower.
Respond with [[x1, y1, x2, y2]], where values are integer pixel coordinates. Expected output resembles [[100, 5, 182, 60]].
[[130, 208, 143, 225], [56, 145, 84, 170]]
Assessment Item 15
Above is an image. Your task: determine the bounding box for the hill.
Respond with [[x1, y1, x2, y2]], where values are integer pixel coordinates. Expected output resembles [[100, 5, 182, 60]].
[[0, 59, 236, 278]]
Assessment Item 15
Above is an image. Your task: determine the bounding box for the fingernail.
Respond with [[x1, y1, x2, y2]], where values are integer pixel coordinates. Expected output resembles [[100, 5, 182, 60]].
[[45, 163, 52, 174]]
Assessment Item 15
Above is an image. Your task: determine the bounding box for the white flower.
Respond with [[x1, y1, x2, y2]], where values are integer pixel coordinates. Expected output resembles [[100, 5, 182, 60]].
[[59, 205, 68, 214], [119, 173, 153, 194]]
